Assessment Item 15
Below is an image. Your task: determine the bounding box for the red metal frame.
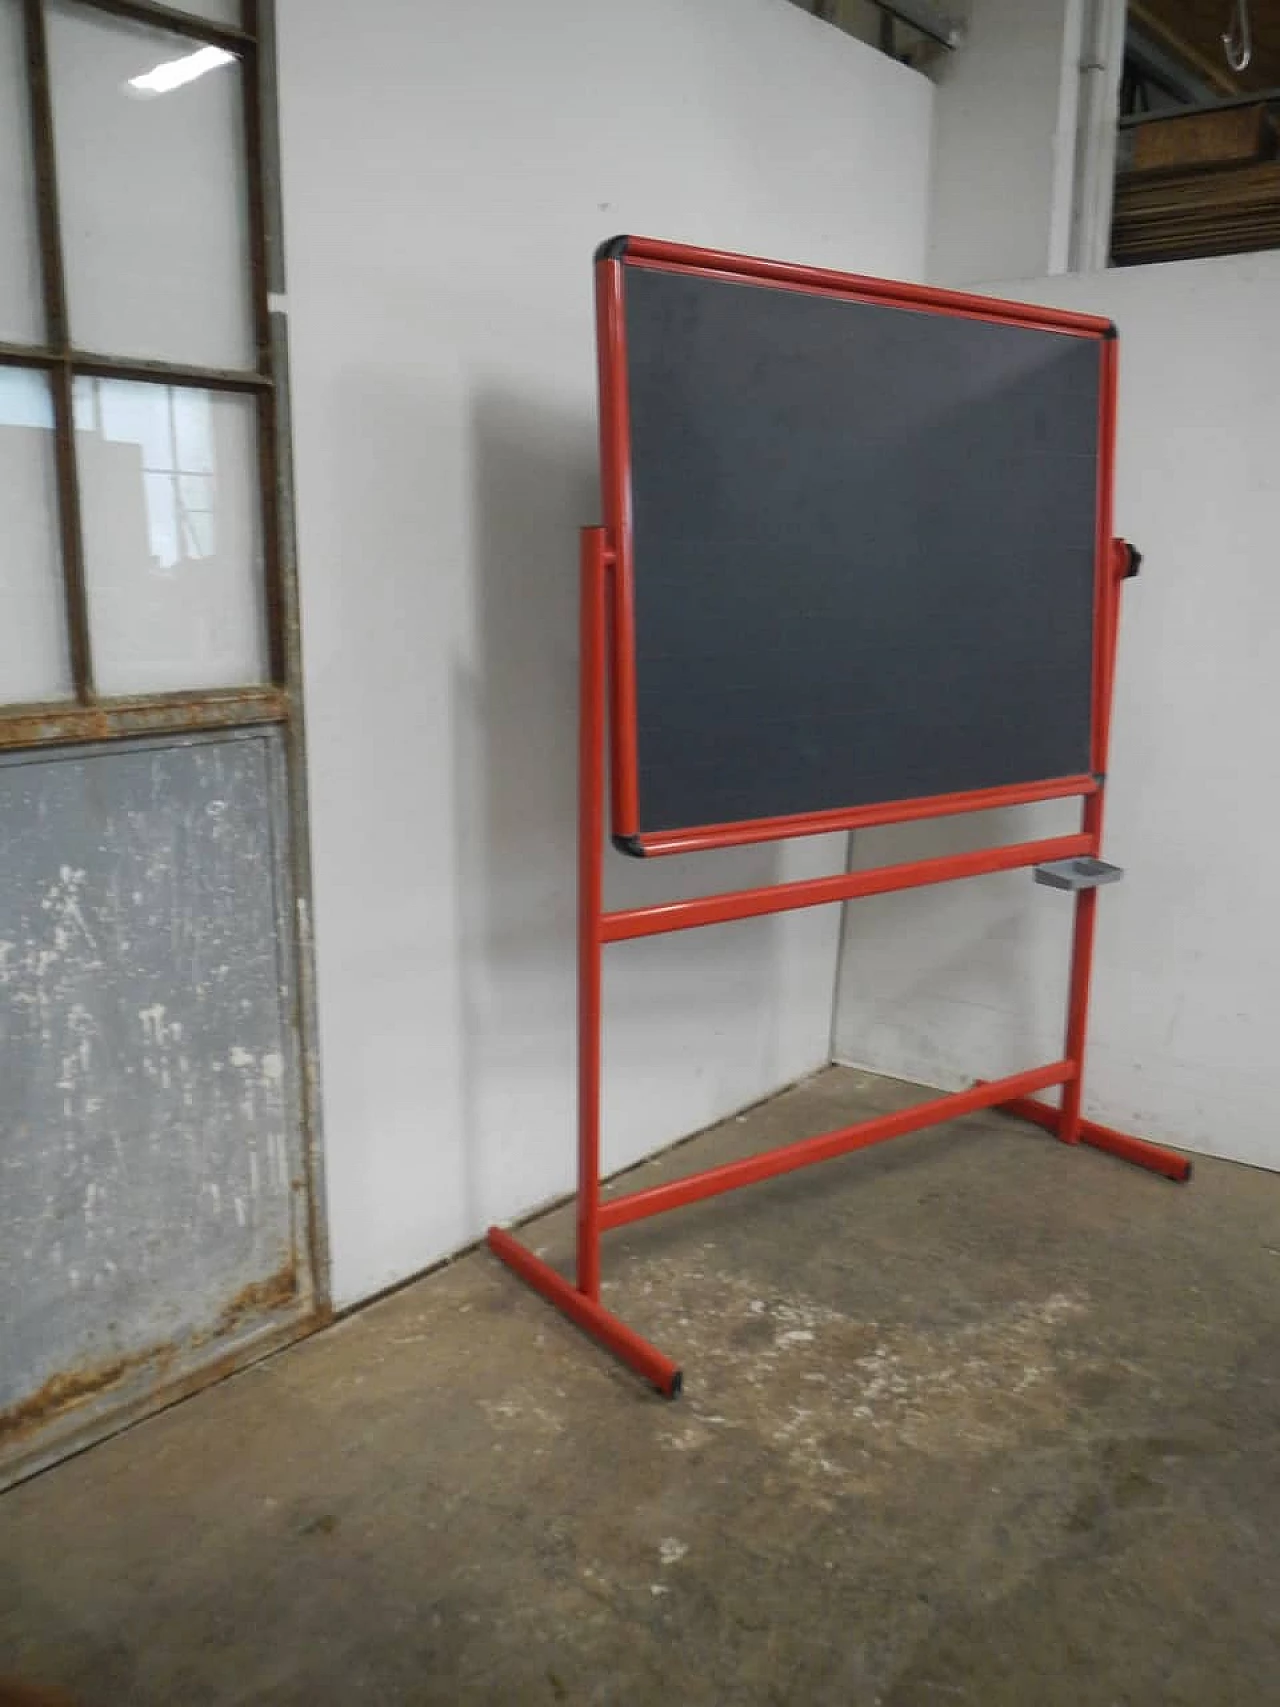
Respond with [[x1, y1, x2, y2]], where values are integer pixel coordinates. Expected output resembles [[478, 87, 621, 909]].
[[487, 251, 1189, 1397], [603, 832, 1094, 943], [630, 779, 1098, 859], [595, 237, 1115, 850], [593, 257, 640, 837], [996, 1095, 1192, 1183], [1061, 334, 1121, 1144], [616, 235, 1115, 338]]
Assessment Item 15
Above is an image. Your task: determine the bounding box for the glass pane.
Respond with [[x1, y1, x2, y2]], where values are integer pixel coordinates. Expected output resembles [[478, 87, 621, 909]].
[[0, 0, 44, 343], [0, 368, 72, 704], [47, 4, 254, 369], [75, 379, 267, 695]]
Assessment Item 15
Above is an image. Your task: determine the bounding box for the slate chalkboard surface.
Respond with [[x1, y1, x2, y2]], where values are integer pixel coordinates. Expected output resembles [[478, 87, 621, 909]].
[[610, 256, 1104, 842]]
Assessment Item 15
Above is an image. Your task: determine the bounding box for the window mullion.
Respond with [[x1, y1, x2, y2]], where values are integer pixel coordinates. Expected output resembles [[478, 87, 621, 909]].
[[22, 0, 94, 702], [241, 1, 284, 684]]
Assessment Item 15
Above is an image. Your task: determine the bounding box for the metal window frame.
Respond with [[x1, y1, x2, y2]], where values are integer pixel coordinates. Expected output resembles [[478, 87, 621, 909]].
[[7, 0, 287, 745], [4, 0, 331, 1336]]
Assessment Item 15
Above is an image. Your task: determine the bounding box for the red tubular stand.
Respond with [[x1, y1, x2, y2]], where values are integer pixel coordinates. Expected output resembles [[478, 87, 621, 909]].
[[486, 521, 1190, 1397], [487, 247, 1190, 1395]]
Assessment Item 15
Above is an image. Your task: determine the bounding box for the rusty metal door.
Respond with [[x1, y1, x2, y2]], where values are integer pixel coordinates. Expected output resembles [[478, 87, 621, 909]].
[[1, 729, 317, 1482], [0, 0, 325, 1486]]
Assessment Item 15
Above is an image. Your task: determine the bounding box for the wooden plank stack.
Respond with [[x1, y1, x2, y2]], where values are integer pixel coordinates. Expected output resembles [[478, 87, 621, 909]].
[[1113, 103, 1280, 264]]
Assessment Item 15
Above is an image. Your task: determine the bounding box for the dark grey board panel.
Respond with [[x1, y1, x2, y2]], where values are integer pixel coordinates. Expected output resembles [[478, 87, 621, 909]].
[[621, 263, 1102, 836]]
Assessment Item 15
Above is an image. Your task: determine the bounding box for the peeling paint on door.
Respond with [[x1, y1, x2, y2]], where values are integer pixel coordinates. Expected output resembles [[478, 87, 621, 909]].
[[0, 729, 315, 1484]]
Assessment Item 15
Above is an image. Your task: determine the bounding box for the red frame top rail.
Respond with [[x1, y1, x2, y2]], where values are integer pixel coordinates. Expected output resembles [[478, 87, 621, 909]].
[[594, 234, 1118, 856], [613, 235, 1115, 337]]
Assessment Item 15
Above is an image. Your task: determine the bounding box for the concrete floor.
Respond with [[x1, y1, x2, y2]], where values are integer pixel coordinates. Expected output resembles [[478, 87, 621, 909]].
[[2, 1066, 1279, 1706]]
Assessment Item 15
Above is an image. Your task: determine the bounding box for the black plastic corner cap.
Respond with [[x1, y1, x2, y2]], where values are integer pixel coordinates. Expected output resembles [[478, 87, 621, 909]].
[[594, 234, 631, 263], [612, 831, 645, 859], [1102, 320, 1119, 341]]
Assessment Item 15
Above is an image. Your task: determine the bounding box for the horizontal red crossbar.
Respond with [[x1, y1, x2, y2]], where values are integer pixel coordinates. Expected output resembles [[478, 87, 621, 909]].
[[598, 1060, 1076, 1232], [634, 775, 1098, 858], [603, 832, 1093, 943], [999, 1094, 1192, 1182], [486, 1226, 682, 1396]]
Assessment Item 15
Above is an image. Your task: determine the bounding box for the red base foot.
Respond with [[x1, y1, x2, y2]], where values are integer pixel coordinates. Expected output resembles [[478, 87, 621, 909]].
[[486, 1226, 682, 1396], [998, 1094, 1192, 1182]]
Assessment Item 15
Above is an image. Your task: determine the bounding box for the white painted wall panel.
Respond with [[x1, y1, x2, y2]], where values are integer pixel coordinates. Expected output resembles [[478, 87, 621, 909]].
[[277, 0, 934, 1304], [927, 0, 1084, 285]]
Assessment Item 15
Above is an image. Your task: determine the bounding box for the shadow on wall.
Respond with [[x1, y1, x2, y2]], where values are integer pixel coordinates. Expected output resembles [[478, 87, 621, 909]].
[[453, 387, 588, 1239], [456, 387, 790, 1233]]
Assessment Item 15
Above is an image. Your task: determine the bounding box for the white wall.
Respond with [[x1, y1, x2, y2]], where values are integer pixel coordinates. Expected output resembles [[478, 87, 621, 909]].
[[927, 0, 1085, 285], [833, 251, 1280, 1174], [276, 0, 933, 1305]]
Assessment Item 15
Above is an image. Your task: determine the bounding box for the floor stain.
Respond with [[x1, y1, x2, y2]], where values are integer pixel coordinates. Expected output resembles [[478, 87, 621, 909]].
[[2, 1067, 1278, 1707]]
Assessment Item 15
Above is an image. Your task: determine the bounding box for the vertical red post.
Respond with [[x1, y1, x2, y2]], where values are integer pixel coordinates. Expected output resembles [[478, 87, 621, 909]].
[[1060, 818, 1100, 1144], [1061, 335, 1121, 1144], [576, 527, 609, 1298]]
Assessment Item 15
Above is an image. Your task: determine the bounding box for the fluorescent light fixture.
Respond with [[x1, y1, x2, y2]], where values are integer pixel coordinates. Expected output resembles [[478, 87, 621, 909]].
[[128, 44, 235, 96]]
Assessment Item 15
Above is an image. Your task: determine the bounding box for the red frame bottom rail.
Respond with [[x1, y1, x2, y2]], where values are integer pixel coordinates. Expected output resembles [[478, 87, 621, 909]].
[[485, 1059, 1188, 1397], [598, 1060, 1073, 1231], [485, 524, 1192, 1398]]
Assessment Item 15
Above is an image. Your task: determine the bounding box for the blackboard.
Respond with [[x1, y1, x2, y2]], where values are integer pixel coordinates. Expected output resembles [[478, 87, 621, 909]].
[[601, 249, 1107, 849]]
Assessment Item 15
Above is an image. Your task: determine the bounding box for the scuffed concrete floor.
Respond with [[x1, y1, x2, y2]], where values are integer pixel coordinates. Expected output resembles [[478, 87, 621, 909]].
[[3, 1066, 1280, 1706]]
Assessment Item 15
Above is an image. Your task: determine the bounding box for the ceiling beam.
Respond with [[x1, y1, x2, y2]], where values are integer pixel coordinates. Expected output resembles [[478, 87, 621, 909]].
[[1129, 1, 1242, 97]]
